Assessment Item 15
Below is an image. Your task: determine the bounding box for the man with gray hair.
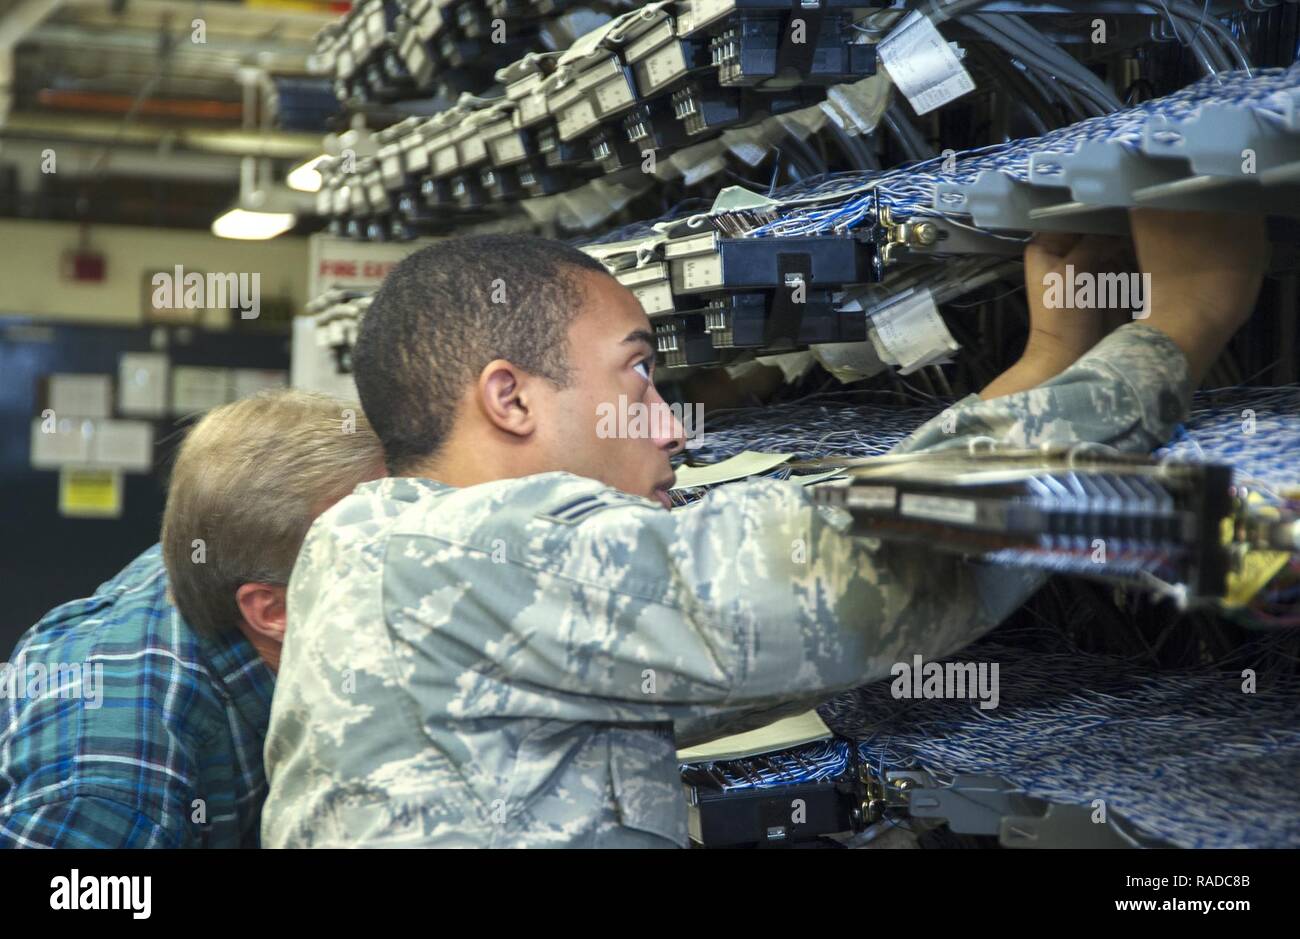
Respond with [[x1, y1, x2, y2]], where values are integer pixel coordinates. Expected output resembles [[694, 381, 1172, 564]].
[[0, 390, 384, 848]]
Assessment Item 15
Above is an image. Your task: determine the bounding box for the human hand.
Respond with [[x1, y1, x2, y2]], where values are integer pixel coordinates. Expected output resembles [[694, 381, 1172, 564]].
[[980, 231, 1133, 399], [1129, 208, 1268, 382], [1022, 231, 1134, 373]]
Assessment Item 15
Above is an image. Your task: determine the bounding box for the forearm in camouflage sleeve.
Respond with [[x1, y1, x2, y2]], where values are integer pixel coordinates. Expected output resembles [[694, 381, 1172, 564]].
[[672, 323, 1195, 743], [895, 322, 1194, 456]]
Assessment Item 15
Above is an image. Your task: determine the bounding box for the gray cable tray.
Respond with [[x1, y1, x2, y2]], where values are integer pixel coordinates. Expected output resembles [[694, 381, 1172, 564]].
[[932, 94, 1300, 234]]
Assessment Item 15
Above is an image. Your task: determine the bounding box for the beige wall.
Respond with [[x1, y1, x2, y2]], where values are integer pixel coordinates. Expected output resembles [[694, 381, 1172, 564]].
[[0, 219, 310, 327]]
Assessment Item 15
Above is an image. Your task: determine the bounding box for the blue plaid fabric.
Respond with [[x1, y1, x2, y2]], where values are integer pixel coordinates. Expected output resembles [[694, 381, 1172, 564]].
[[0, 545, 274, 848]]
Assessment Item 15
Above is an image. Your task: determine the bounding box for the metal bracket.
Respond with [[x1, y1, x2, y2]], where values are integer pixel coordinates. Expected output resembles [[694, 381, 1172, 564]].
[[907, 773, 1165, 848]]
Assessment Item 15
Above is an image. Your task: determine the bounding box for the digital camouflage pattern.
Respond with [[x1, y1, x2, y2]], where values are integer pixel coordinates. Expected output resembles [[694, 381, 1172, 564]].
[[262, 323, 1193, 847]]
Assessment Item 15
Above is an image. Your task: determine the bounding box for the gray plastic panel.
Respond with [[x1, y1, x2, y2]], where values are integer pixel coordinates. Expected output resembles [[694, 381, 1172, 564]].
[[932, 97, 1300, 236], [1028, 137, 1190, 205], [1142, 102, 1300, 177], [935, 172, 1128, 234]]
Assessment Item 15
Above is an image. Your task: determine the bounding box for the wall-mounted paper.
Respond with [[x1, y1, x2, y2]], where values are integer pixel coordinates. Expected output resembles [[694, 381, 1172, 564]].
[[171, 367, 232, 415], [59, 467, 123, 519], [118, 352, 169, 417], [48, 374, 112, 419], [30, 416, 93, 469], [232, 369, 288, 401], [92, 420, 154, 472]]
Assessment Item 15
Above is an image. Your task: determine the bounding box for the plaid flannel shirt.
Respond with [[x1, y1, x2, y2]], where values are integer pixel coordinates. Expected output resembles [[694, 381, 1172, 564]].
[[0, 545, 274, 848]]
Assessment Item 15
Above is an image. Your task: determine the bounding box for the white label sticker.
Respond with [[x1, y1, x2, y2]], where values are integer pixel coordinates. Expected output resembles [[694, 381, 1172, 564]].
[[674, 253, 724, 292], [594, 76, 636, 115], [557, 98, 598, 141], [639, 42, 687, 94], [848, 485, 896, 510], [877, 11, 975, 116], [518, 92, 548, 125], [900, 493, 978, 525], [682, 0, 733, 36], [459, 135, 487, 165], [491, 134, 527, 164], [869, 286, 960, 375], [633, 281, 675, 316], [433, 146, 458, 174], [406, 142, 430, 173]]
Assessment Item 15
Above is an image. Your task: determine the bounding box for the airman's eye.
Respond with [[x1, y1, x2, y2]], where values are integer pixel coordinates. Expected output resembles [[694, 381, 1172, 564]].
[[632, 359, 652, 381]]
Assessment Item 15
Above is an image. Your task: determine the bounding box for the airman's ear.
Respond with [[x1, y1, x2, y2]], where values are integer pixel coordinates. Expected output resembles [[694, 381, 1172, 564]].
[[477, 359, 537, 439]]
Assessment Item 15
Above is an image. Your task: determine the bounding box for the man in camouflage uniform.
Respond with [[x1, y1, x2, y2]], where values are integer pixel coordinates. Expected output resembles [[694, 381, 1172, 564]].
[[262, 210, 1266, 847]]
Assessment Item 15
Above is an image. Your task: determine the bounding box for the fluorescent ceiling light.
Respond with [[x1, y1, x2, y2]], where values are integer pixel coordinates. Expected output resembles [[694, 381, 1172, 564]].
[[211, 208, 297, 240], [287, 154, 328, 193]]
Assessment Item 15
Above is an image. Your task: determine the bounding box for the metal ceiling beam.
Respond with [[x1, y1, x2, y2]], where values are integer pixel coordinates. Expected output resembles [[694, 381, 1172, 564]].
[[26, 22, 315, 73], [0, 0, 65, 125], [1, 110, 322, 158], [56, 0, 333, 39]]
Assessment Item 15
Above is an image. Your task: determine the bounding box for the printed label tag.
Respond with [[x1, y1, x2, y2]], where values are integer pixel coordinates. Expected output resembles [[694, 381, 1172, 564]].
[[877, 11, 975, 116], [900, 493, 978, 525], [869, 286, 960, 374]]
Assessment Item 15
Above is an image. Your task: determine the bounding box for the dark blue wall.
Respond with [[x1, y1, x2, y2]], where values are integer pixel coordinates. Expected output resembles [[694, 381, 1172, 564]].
[[0, 317, 290, 657]]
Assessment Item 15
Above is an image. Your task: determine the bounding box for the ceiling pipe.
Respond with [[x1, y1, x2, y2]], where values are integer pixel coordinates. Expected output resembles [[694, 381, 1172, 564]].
[[35, 89, 244, 121], [0, 0, 65, 126], [1, 111, 322, 158]]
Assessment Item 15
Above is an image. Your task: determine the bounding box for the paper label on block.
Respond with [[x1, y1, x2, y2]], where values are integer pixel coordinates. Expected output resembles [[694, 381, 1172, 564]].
[[878, 11, 975, 116], [869, 287, 959, 374], [848, 485, 897, 510], [900, 493, 978, 525]]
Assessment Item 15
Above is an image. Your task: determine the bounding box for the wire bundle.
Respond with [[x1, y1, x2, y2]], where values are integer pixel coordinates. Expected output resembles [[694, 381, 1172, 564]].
[[679, 738, 853, 792], [817, 638, 1300, 848], [686, 385, 1300, 490], [677, 386, 1300, 847], [1158, 385, 1300, 497], [684, 396, 940, 465], [719, 65, 1300, 238]]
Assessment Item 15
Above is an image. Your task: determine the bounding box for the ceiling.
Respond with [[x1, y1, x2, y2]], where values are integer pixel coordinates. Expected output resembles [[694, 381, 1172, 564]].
[[0, 0, 344, 228]]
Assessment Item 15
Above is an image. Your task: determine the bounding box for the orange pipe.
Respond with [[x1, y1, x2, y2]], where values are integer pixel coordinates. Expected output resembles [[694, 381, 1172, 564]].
[[35, 89, 244, 122]]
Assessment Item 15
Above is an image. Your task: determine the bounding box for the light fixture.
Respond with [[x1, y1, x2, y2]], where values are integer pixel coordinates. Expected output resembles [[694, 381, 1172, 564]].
[[287, 154, 328, 193], [211, 207, 297, 240], [211, 73, 314, 240]]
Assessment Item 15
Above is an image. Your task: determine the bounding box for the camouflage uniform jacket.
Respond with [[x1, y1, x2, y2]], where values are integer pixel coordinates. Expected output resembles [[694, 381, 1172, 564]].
[[262, 323, 1192, 847]]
